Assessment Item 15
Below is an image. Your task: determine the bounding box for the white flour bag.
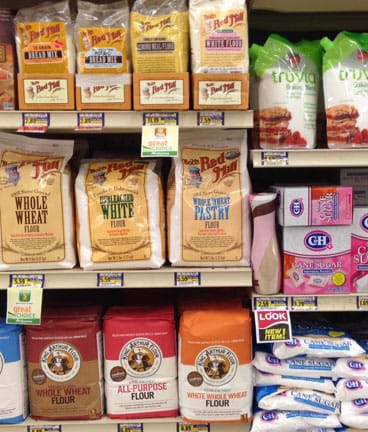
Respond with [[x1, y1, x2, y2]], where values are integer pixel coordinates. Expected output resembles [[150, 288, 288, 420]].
[[0, 132, 76, 270], [167, 130, 251, 267], [76, 159, 165, 269]]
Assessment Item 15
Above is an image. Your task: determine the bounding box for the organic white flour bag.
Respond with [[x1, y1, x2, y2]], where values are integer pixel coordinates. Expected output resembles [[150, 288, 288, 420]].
[[75, 159, 165, 269], [0, 132, 76, 270], [167, 129, 251, 267]]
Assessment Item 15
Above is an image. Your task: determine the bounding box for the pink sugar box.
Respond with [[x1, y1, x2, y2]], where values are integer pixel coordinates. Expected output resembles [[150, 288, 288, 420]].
[[283, 225, 353, 295], [351, 207, 368, 293]]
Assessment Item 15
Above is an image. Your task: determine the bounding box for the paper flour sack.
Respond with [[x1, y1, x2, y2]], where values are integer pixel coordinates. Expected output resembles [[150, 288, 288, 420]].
[[76, 159, 165, 269], [179, 308, 253, 422], [167, 130, 251, 267], [0, 132, 76, 270], [0, 320, 27, 424], [104, 306, 178, 419]]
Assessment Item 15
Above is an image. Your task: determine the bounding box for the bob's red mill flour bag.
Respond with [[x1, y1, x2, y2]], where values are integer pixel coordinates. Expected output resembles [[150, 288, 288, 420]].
[[104, 305, 178, 419], [179, 308, 253, 422], [167, 129, 251, 266], [26, 306, 104, 420], [0, 132, 76, 270], [75, 159, 165, 269]]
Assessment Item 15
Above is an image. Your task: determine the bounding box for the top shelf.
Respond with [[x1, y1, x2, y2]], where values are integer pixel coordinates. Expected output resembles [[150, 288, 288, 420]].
[[251, 0, 368, 12]]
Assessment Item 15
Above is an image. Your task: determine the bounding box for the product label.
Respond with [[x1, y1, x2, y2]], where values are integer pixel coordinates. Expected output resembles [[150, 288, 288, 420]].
[[28, 427, 62, 432], [97, 272, 124, 288], [177, 425, 210, 432], [7, 284, 43, 325], [23, 79, 69, 104], [291, 296, 318, 311], [352, 209, 368, 293], [142, 113, 179, 157], [198, 81, 242, 106], [81, 83, 125, 103], [254, 297, 288, 311], [197, 112, 225, 127], [77, 113, 105, 130], [139, 79, 184, 105], [18, 113, 50, 133], [261, 151, 289, 167], [175, 272, 201, 287], [118, 425, 143, 432]]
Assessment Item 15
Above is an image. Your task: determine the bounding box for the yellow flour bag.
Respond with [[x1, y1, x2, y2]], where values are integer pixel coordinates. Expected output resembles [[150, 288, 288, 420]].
[[167, 130, 251, 267], [76, 0, 130, 74], [0, 132, 76, 270], [15, 0, 75, 74], [131, 0, 189, 73]]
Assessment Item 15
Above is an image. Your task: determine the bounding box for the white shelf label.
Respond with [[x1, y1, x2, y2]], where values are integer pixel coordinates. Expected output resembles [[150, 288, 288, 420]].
[[76, 112, 105, 130], [10, 274, 45, 288], [261, 151, 289, 167], [28, 426, 62, 432], [254, 296, 288, 311], [197, 111, 225, 127], [175, 272, 201, 287], [357, 296, 368, 310], [291, 296, 318, 311], [177, 424, 210, 432], [18, 112, 50, 133], [97, 272, 124, 288], [118, 424, 143, 432]]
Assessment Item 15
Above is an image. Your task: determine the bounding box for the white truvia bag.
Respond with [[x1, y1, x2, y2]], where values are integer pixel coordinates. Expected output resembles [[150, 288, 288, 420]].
[[167, 129, 251, 267]]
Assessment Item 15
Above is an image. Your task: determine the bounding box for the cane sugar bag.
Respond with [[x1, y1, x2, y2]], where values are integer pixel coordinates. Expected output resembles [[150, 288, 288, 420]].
[[15, 1, 75, 74], [179, 308, 253, 422], [0, 320, 27, 424], [76, 159, 165, 270], [104, 305, 178, 419], [190, 0, 248, 74], [0, 132, 76, 271], [131, 0, 189, 73], [167, 130, 251, 267], [76, 0, 130, 74], [26, 306, 103, 421]]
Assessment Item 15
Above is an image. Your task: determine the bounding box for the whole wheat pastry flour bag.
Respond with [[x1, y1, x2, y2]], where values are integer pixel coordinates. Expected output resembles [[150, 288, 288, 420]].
[[131, 0, 189, 73], [0, 320, 28, 424], [0, 132, 76, 271], [75, 0, 130, 74], [26, 306, 104, 420], [189, 0, 248, 74], [253, 34, 321, 149], [75, 159, 165, 270], [321, 32, 368, 148], [179, 308, 253, 422], [15, 1, 75, 74], [104, 305, 178, 419], [167, 130, 251, 267]]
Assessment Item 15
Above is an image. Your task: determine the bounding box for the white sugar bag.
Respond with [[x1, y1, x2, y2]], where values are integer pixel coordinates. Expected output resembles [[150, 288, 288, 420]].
[[340, 399, 368, 428], [336, 378, 368, 401]]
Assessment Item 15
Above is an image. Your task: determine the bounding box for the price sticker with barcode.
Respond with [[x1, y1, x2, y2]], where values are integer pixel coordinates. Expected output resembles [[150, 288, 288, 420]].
[[177, 423, 210, 432], [97, 272, 124, 288], [291, 296, 318, 311], [28, 426, 62, 432], [118, 424, 143, 432], [254, 297, 288, 311], [18, 113, 50, 133], [197, 111, 225, 127], [261, 151, 289, 167], [358, 296, 368, 310], [175, 272, 201, 287], [76, 112, 105, 130]]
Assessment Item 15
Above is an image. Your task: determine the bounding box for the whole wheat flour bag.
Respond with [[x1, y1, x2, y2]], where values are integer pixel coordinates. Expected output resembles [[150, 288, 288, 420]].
[[167, 130, 251, 267], [76, 0, 130, 74], [104, 305, 178, 419], [131, 0, 189, 73], [26, 306, 104, 421], [0, 132, 76, 271], [0, 320, 28, 424], [15, 0, 75, 74], [76, 159, 165, 270], [189, 0, 248, 74], [179, 308, 253, 422]]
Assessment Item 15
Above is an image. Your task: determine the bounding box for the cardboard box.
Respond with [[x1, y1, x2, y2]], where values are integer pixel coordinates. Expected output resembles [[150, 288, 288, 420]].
[[76, 74, 132, 111], [351, 207, 368, 293], [133, 72, 190, 111], [18, 73, 75, 110], [341, 168, 368, 206], [0, 9, 16, 110], [192, 73, 249, 111]]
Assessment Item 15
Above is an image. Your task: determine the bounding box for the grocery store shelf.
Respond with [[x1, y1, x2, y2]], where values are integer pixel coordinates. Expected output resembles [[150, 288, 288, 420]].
[[251, 0, 368, 12], [0, 111, 253, 133], [0, 267, 252, 290], [251, 149, 368, 168]]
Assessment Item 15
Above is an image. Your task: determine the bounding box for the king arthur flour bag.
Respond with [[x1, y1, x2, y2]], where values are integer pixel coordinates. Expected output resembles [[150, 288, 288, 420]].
[[76, 159, 165, 270], [104, 305, 178, 419], [0, 132, 76, 270], [167, 130, 251, 267], [189, 0, 249, 74], [179, 308, 253, 422]]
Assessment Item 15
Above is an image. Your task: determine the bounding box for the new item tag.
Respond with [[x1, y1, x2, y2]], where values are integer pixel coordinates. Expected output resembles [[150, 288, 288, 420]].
[[142, 113, 179, 157], [255, 310, 292, 344]]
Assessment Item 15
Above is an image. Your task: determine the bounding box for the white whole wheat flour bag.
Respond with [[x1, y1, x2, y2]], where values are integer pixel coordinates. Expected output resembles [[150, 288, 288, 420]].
[[189, 0, 248, 74], [334, 357, 368, 378], [0, 132, 76, 270], [340, 399, 368, 428], [167, 130, 251, 267], [251, 411, 342, 432], [76, 159, 165, 270]]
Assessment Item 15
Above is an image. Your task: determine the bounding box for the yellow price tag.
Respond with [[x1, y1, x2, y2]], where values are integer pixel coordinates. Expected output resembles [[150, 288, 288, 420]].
[[175, 272, 201, 287], [254, 297, 288, 310], [97, 272, 124, 288]]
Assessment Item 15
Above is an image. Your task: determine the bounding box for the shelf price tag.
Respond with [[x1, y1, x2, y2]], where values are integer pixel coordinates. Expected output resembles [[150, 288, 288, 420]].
[[97, 272, 124, 288], [18, 113, 50, 133], [76, 112, 105, 130], [27, 426, 62, 432], [291, 296, 318, 311], [177, 423, 210, 432], [118, 424, 143, 432], [142, 112, 179, 157], [254, 296, 288, 311], [255, 310, 293, 344], [175, 272, 201, 287], [197, 111, 224, 127], [261, 151, 289, 167], [357, 296, 368, 310]]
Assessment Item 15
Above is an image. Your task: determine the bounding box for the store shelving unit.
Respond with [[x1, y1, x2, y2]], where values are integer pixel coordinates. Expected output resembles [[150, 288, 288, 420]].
[[251, 0, 368, 12]]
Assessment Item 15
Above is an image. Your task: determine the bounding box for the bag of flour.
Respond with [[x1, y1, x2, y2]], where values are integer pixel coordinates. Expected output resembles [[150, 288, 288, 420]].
[[167, 130, 251, 267], [0, 132, 76, 271], [179, 308, 253, 422], [0, 320, 27, 424], [75, 159, 165, 270], [189, 0, 248, 74], [15, 1, 75, 73], [104, 305, 178, 419]]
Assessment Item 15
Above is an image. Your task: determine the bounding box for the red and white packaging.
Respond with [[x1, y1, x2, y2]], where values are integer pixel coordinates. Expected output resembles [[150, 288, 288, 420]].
[[352, 207, 368, 293], [104, 305, 178, 419]]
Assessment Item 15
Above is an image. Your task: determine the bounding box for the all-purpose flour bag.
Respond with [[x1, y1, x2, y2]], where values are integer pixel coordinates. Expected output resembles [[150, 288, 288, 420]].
[[0, 320, 27, 424], [104, 306, 178, 419], [76, 159, 165, 270], [0, 132, 76, 271], [179, 308, 253, 422], [167, 130, 251, 267]]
